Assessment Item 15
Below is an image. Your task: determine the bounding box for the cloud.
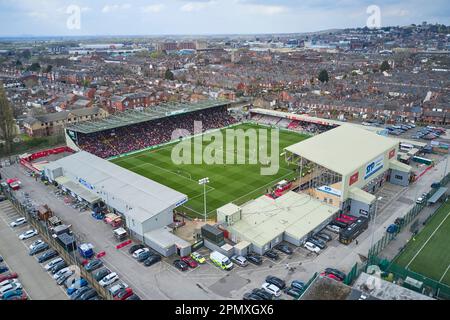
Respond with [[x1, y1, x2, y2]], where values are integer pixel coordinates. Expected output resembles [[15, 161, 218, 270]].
[[102, 3, 131, 13], [243, 4, 288, 15], [180, 1, 215, 12], [142, 4, 164, 13]]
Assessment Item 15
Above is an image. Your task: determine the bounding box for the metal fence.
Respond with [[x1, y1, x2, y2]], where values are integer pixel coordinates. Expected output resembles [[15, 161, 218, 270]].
[[297, 272, 318, 300], [1, 185, 114, 300]]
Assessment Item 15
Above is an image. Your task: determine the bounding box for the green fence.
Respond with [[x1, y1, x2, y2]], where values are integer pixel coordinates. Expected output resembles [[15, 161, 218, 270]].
[[298, 272, 318, 300]]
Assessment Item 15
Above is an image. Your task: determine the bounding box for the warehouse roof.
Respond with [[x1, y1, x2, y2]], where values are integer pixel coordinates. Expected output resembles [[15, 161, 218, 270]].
[[285, 125, 398, 176], [46, 151, 187, 218], [228, 191, 338, 247]]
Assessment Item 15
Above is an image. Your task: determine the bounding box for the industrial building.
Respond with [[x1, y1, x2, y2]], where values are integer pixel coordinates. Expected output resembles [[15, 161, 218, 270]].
[[43, 151, 190, 256]]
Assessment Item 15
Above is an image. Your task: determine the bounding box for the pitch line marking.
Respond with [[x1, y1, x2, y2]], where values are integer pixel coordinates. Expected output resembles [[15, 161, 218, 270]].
[[439, 264, 450, 283], [406, 210, 450, 269]]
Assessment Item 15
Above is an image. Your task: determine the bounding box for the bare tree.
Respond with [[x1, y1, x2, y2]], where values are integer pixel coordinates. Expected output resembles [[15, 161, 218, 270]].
[[0, 84, 15, 154]]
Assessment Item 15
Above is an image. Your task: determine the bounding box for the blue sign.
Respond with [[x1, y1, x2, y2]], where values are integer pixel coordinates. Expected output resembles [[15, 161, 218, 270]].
[[78, 177, 94, 190], [317, 185, 342, 197], [364, 156, 384, 180], [175, 197, 188, 207]]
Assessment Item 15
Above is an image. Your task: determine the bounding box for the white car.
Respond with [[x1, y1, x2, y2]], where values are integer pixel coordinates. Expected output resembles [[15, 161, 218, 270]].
[[19, 229, 38, 240], [10, 217, 27, 227], [304, 242, 321, 253], [132, 248, 149, 259], [0, 279, 20, 288], [44, 257, 64, 271], [109, 282, 128, 296], [416, 197, 425, 204], [326, 224, 341, 233], [53, 267, 71, 280], [0, 282, 22, 295], [29, 239, 45, 250], [261, 282, 281, 297], [99, 272, 119, 287]]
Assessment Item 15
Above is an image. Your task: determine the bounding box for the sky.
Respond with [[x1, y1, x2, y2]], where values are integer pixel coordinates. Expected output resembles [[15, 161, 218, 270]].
[[0, 0, 449, 36]]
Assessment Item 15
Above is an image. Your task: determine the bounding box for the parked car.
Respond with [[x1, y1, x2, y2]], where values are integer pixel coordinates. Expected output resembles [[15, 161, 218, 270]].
[[44, 257, 64, 271], [341, 214, 357, 222], [114, 288, 134, 300], [0, 279, 20, 288], [316, 232, 332, 242], [29, 239, 45, 251], [308, 237, 327, 250], [10, 217, 27, 227], [0, 265, 9, 274], [173, 260, 189, 271], [326, 224, 341, 233], [320, 272, 342, 282], [19, 229, 38, 240], [275, 243, 293, 255], [304, 242, 320, 253], [125, 294, 141, 300], [291, 280, 305, 291], [230, 255, 248, 267], [85, 259, 103, 272], [252, 288, 273, 300], [1, 289, 24, 300], [264, 250, 279, 261], [99, 272, 119, 287], [56, 271, 74, 286], [387, 224, 399, 234], [132, 248, 149, 259], [109, 282, 128, 296], [246, 253, 263, 265], [67, 278, 88, 295], [50, 261, 67, 274], [29, 242, 49, 256], [78, 288, 98, 301], [0, 255, 3, 263], [190, 252, 206, 264], [181, 256, 198, 268], [261, 282, 281, 297], [136, 251, 152, 263], [53, 267, 71, 280], [0, 282, 22, 296], [128, 244, 145, 255], [144, 255, 161, 267], [243, 292, 263, 300], [93, 268, 111, 281], [0, 273, 18, 282], [331, 220, 348, 229], [37, 250, 58, 263], [284, 286, 302, 299], [265, 276, 286, 289], [70, 286, 91, 300], [325, 268, 346, 281]]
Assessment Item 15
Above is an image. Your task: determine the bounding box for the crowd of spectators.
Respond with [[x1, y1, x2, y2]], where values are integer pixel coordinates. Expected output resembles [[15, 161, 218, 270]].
[[77, 107, 237, 158]]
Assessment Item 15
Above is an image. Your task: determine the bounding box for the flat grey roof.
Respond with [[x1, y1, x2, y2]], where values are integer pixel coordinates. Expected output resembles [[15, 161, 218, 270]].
[[428, 187, 448, 204]]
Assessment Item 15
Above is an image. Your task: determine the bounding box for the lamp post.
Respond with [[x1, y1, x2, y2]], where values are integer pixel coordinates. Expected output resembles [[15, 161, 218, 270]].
[[369, 196, 383, 259], [198, 178, 209, 223]]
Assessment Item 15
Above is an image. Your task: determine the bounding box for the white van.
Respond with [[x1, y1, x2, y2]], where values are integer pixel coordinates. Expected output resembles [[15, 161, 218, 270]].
[[210, 251, 233, 270]]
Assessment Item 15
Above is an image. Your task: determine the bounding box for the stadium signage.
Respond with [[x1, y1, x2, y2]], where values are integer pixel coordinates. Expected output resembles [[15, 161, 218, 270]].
[[317, 185, 342, 197], [78, 177, 94, 190], [176, 197, 188, 207], [349, 172, 359, 186], [364, 155, 384, 180], [167, 109, 186, 116], [389, 149, 396, 159]]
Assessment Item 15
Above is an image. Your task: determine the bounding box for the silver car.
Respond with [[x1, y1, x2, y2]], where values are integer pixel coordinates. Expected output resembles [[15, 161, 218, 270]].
[[231, 255, 248, 267]]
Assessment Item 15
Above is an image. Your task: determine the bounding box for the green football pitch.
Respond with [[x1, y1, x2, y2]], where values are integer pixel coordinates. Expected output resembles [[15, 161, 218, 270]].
[[111, 123, 309, 219], [394, 200, 450, 286]]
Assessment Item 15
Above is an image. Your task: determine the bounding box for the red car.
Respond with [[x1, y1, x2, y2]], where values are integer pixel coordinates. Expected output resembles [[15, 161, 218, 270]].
[[320, 272, 342, 282], [181, 256, 198, 268], [335, 217, 353, 224], [340, 214, 357, 222], [0, 272, 18, 282], [114, 288, 134, 300]]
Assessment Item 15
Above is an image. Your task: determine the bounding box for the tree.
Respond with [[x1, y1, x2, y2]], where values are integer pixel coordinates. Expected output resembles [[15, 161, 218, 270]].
[[27, 62, 41, 72], [0, 84, 16, 154], [380, 60, 391, 72], [165, 69, 175, 81], [44, 65, 53, 73], [318, 69, 329, 83]]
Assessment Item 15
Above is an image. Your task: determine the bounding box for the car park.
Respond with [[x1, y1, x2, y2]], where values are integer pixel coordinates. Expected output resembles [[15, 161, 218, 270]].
[[308, 237, 327, 249], [252, 288, 273, 300], [19, 229, 38, 240], [246, 253, 263, 265], [264, 249, 279, 261], [181, 256, 198, 268], [230, 255, 248, 267], [326, 224, 341, 233], [53, 267, 71, 280], [324, 268, 346, 281], [56, 271, 74, 286], [128, 244, 145, 255], [99, 272, 119, 287], [125, 294, 141, 300], [265, 276, 286, 289], [44, 257, 63, 271], [284, 286, 302, 299], [114, 288, 134, 300], [315, 232, 332, 242], [304, 242, 321, 253], [10, 217, 27, 227], [291, 280, 305, 291], [173, 260, 189, 271], [136, 251, 152, 263], [94, 268, 111, 281], [70, 286, 91, 300], [261, 282, 281, 297], [132, 248, 149, 259], [85, 259, 103, 272], [29, 242, 49, 256], [0, 273, 18, 282], [50, 261, 68, 274], [29, 239, 45, 251], [37, 249, 58, 263], [243, 292, 263, 300], [78, 288, 98, 301], [275, 244, 293, 255], [190, 252, 206, 264], [144, 255, 161, 267]]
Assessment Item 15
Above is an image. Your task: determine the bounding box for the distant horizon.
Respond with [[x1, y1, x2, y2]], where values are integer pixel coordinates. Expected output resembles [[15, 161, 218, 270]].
[[0, 0, 449, 38]]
